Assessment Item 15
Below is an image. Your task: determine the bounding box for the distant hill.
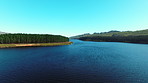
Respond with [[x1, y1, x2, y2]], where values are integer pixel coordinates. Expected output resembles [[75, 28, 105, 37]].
[[0, 31, 7, 34], [71, 29, 148, 44], [71, 29, 148, 38], [70, 33, 91, 39]]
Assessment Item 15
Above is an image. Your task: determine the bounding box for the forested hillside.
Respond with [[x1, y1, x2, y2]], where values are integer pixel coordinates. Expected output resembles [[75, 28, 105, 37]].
[[0, 34, 69, 44], [71, 29, 148, 44], [71, 29, 148, 38]]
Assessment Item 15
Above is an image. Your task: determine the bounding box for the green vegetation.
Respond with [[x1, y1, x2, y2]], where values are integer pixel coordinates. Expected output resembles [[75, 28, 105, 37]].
[[89, 29, 148, 37], [0, 33, 72, 48], [0, 34, 69, 44], [71, 29, 148, 44], [0, 44, 16, 48]]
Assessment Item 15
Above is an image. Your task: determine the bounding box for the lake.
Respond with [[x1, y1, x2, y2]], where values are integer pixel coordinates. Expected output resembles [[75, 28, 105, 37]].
[[0, 39, 148, 83]]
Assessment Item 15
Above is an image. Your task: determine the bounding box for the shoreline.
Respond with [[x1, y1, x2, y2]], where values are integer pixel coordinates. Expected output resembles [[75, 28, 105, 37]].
[[0, 42, 73, 48], [79, 39, 148, 44]]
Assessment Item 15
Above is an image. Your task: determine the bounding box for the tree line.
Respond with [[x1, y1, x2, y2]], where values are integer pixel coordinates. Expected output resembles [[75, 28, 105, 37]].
[[79, 35, 148, 44], [0, 34, 69, 44]]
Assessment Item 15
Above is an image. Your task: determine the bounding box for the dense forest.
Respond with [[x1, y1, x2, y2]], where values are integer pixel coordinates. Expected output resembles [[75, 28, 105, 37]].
[[71, 29, 148, 44], [0, 34, 69, 44], [79, 35, 148, 44]]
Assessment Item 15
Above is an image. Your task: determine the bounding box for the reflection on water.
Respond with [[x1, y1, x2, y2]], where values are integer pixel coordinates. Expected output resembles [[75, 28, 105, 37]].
[[0, 39, 148, 83]]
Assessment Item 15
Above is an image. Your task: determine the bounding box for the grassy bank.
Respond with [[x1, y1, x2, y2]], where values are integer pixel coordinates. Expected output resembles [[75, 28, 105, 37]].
[[0, 42, 73, 48]]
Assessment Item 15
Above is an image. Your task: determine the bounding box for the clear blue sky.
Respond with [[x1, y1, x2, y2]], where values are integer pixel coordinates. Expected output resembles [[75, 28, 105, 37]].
[[0, 0, 148, 37]]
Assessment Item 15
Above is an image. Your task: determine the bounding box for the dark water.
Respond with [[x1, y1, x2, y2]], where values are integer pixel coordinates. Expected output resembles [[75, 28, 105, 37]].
[[0, 39, 148, 83]]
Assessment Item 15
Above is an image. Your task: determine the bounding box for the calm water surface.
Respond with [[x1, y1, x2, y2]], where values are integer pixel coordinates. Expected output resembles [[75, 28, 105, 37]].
[[0, 39, 148, 83]]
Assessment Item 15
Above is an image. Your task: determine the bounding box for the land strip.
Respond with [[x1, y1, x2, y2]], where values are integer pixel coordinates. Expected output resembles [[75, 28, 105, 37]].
[[0, 42, 73, 48]]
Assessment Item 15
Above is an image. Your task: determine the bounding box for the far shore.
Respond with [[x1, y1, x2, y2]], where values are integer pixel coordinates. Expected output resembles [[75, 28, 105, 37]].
[[79, 39, 148, 44], [0, 42, 73, 48]]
